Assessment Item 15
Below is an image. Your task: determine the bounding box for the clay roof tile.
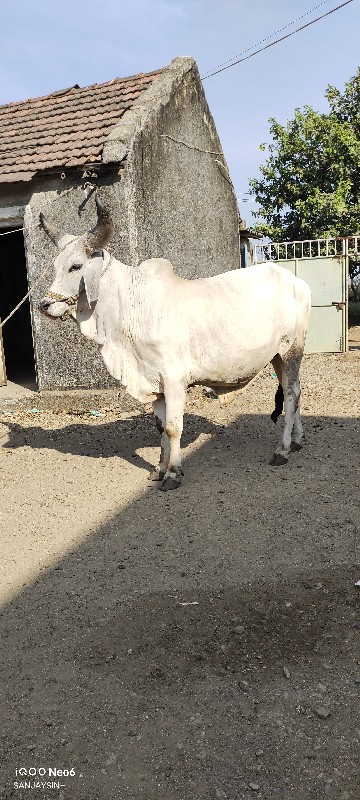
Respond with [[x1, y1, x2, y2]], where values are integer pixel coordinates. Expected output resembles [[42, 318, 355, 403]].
[[0, 68, 163, 183]]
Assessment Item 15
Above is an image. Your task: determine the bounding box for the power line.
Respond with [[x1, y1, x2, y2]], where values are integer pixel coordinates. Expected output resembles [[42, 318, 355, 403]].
[[201, 0, 335, 79], [201, 0, 356, 80]]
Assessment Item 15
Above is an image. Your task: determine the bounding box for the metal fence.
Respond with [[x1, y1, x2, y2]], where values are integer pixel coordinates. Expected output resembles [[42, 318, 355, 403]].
[[253, 235, 360, 263]]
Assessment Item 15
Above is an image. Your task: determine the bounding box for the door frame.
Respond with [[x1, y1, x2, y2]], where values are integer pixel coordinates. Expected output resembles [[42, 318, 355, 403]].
[[0, 322, 6, 386], [0, 205, 38, 387]]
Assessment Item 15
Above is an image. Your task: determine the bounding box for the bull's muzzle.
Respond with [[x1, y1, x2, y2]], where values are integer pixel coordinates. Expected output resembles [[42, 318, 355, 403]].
[[39, 289, 80, 316]]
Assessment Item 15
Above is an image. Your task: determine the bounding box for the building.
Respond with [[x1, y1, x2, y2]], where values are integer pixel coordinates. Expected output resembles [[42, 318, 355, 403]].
[[0, 57, 240, 390], [239, 218, 262, 268]]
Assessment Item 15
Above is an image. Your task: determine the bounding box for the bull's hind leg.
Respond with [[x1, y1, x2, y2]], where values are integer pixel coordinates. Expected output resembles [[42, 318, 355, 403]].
[[148, 395, 169, 482], [270, 346, 304, 466], [290, 398, 304, 451]]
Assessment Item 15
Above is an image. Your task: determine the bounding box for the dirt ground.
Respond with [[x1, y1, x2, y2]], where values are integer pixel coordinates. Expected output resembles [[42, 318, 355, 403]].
[[0, 333, 359, 800]]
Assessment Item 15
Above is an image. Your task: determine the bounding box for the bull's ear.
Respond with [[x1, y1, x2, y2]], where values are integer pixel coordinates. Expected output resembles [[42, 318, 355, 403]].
[[83, 254, 103, 305]]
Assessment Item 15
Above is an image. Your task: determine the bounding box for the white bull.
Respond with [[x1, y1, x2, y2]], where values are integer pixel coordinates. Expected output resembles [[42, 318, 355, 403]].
[[39, 197, 311, 491]]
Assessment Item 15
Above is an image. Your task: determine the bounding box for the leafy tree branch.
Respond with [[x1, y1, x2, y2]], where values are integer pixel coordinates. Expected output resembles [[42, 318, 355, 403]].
[[250, 68, 360, 299]]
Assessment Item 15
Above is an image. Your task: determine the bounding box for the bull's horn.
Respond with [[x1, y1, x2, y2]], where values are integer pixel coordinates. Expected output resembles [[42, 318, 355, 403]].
[[85, 195, 114, 254], [39, 212, 66, 247]]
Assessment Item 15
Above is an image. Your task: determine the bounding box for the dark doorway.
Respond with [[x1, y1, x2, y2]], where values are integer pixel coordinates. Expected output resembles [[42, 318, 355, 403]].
[[0, 228, 37, 388]]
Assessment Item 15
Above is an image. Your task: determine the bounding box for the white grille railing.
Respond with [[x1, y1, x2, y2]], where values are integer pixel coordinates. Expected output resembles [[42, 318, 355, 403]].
[[253, 235, 360, 263]]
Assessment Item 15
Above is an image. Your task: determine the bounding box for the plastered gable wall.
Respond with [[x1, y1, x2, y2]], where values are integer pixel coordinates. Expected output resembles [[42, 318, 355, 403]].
[[130, 61, 239, 277]]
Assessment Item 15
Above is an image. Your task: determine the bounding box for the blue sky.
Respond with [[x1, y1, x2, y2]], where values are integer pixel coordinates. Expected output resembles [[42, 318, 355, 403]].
[[1, 0, 359, 222]]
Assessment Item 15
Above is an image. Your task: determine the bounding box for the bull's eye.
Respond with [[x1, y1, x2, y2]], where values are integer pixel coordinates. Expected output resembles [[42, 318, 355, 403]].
[[69, 263, 82, 272]]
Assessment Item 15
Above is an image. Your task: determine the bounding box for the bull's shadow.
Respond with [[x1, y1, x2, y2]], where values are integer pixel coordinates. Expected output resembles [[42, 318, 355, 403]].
[[1, 411, 225, 472], [0, 408, 280, 475]]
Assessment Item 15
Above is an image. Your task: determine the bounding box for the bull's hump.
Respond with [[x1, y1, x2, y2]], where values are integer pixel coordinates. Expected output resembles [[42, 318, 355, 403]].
[[139, 258, 175, 278]]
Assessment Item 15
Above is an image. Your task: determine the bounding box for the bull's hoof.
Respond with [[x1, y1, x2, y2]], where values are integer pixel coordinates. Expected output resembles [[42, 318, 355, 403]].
[[270, 453, 288, 466], [148, 469, 165, 481], [290, 441, 302, 452], [159, 476, 181, 491]]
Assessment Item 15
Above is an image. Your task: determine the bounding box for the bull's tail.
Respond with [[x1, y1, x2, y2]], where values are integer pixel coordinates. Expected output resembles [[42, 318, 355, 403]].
[[271, 383, 284, 424]]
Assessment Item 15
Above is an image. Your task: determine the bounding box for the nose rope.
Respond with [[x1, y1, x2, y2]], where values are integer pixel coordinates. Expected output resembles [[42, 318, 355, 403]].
[[46, 289, 80, 306]]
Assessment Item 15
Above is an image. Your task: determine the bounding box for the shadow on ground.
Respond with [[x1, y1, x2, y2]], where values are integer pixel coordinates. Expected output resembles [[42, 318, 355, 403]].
[[2, 411, 221, 472], [0, 409, 359, 799]]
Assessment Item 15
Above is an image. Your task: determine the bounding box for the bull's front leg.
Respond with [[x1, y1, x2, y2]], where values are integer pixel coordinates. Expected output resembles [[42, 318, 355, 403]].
[[160, 382, 186, 491], [148, 394, 169, 482]]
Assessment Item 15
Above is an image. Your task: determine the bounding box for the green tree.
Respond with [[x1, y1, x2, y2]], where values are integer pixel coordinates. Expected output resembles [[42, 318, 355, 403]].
[[249, 68, 360, 298]]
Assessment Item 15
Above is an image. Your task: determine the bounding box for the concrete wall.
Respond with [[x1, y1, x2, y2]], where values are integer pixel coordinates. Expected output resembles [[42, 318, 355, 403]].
[[2, 57, 240, 391], [103, 57, 240, 278]]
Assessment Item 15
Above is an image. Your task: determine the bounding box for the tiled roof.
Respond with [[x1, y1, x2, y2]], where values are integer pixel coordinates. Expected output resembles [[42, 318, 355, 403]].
[[0, 69, 163, 184]]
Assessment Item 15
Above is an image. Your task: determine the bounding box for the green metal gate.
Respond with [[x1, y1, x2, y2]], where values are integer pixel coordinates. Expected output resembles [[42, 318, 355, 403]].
[[254, 237, 350, 353]]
